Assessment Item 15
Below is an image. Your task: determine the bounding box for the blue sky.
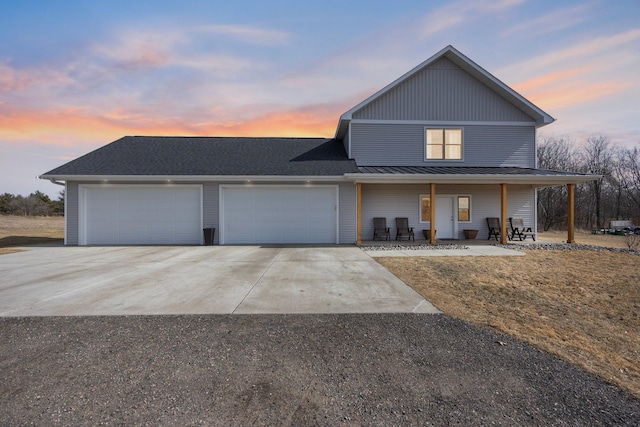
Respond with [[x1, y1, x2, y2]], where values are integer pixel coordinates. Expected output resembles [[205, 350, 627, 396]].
[[1, 0, 639, 197]]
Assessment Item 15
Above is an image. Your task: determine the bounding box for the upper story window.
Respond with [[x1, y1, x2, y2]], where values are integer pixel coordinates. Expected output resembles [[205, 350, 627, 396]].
[[425, 128, 462, 160]]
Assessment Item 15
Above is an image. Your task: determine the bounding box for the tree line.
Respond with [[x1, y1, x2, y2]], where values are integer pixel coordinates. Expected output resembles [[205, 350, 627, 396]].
[[537, 135, 640, 231], [0, 191, 64, 217]]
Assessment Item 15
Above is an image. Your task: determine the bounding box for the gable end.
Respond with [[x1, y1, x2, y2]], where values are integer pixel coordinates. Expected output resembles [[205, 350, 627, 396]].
[[353, 57, 533, 122]]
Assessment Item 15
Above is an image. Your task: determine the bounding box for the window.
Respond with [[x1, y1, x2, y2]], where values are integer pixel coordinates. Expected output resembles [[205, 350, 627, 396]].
[[426, 128, 462, 160], [458, 196, 470, 222], [420, 195, 431, 222]]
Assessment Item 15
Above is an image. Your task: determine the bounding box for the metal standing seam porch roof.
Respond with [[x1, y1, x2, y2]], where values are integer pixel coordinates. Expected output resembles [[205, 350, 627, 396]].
[[348, 166, 599, 186]]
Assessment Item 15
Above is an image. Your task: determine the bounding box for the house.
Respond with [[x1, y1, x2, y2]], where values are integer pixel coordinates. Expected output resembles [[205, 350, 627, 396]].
[[40, 45, 597, 246]]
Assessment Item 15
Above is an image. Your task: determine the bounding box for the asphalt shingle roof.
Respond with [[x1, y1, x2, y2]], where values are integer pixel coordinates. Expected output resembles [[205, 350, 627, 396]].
[[42, 136, 359, 176]]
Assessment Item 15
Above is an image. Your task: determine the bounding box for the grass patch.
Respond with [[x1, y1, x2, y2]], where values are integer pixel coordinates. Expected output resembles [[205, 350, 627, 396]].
[[0, 215, 64, 249], [378, 250, 640, 399]]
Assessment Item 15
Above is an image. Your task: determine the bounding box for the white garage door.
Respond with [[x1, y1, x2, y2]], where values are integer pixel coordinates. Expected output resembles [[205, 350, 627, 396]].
[[222, 186, 338, 244], [80, 185, 202, 245]]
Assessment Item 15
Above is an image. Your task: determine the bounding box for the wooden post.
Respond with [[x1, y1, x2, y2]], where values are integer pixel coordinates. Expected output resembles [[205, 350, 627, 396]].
[[500, 183, 507, 244], [430, 183, 436, 244], [356, 182, 362, 245], [567, 183, 575, 244]]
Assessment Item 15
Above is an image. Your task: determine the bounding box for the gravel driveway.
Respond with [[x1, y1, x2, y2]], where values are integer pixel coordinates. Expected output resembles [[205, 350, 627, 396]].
[[2, 314, 638, 425]]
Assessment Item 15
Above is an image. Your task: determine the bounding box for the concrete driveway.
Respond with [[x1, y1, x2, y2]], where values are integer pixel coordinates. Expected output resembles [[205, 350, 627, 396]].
[[0, 246, 439, 316]]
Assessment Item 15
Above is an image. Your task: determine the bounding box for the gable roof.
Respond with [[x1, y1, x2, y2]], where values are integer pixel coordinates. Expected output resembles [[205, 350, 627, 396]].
[[40, 136, 358, 179], [335, 45, 555, 138]]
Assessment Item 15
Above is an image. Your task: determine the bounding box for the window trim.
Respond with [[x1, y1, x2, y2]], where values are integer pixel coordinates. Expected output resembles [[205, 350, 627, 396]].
[[419, 194, 432, 224], [457, 195, 472, 223], [424, 127, 464, 161]]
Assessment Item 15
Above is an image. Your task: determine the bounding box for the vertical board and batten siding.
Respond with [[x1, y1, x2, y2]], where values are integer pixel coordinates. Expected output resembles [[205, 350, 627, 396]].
[[203, 183, 219, 244], [361, 184, 535, 241], [353, 57, 533, 122], [350, 123, 535, 168]]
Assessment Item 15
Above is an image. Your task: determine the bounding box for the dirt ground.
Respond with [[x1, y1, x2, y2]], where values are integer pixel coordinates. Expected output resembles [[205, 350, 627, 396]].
[[0, 215, 63, 252], [538, 230, 636, 249], [378, 249, 640, 400]]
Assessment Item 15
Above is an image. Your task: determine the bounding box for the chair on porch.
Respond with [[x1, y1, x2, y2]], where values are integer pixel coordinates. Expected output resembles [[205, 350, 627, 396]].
[[509, 217, 536, 241], [373, 217, 390, 241], [395, 217, 415, 241], [486, 217, 502, 241]]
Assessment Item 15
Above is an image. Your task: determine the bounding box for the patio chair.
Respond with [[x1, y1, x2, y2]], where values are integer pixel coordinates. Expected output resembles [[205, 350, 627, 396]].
[[486, 217, 502, 241], [373, 217, 390, 241], [509, 217, 536, 241], [395, 217, 415, 241]]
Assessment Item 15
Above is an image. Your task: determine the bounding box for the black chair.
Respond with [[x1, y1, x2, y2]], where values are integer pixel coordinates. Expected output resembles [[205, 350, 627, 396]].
[[373, 217, 390, 240], [395, 217, 415, 241]]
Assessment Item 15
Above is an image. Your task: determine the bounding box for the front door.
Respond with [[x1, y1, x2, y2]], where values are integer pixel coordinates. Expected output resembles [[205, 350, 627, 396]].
[[436, 196, 454, 239]]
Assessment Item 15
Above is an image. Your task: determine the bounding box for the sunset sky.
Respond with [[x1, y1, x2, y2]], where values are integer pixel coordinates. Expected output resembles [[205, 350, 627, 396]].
[[1, 0, 639, 197]]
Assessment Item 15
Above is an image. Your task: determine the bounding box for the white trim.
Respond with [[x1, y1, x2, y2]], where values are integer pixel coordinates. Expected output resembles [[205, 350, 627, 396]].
[[41, 174, 348, 183], [64, 181, 68, 246], [347, 122, 352, 159], [219, 184, 340, 245], [78, 183, 203, 246], [457, 195, 472, 223], [352, 119, 537, 127]]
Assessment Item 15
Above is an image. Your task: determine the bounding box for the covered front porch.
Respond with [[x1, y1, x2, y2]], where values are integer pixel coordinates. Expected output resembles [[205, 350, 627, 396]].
[[346, 167, 597, 246]]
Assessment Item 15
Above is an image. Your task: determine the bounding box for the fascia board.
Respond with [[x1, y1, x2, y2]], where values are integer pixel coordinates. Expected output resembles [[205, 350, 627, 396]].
[[39, 174, 350, 182]]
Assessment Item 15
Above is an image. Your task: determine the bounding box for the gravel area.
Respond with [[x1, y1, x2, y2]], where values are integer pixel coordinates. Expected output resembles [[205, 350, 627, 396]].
[[360, 243, 469, 251], [496, 242, 640, 255], [2, 314, 638, 426]]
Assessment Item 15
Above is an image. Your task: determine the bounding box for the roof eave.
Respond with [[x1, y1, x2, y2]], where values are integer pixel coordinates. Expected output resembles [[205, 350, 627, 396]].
[[344, 173, 600, 186], [38, 174, 352, 182]]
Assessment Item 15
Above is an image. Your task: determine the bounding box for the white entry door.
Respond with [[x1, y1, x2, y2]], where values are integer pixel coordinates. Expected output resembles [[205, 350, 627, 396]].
[[436, 196, 454, 239]]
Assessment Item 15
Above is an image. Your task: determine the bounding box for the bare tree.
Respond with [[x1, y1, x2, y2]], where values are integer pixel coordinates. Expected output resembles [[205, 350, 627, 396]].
[[536, 136, 578, 230], [580, 135, 615, 230], [620, 143, 640, 222]]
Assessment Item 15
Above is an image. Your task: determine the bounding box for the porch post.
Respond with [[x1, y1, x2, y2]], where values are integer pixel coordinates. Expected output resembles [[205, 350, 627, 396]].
[[430, 183, 436, 244], [500, 183, 507, 244], [567, 183, 575, 244], [356, 182, 362, 245]]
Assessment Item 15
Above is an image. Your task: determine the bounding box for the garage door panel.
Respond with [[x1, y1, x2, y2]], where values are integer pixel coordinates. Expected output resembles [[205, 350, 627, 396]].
[[223, 186, 337, 244], [82, 186, 202, 245]]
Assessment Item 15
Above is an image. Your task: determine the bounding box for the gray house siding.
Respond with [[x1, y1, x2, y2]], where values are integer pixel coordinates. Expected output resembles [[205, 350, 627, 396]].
[[65, 181, 352, 246], [66, 182, 79, 245], [361, 183, 535, 240], [350, 122, 535, 167], [353, 57, 533, 122], [338, 182, 356, 244]]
